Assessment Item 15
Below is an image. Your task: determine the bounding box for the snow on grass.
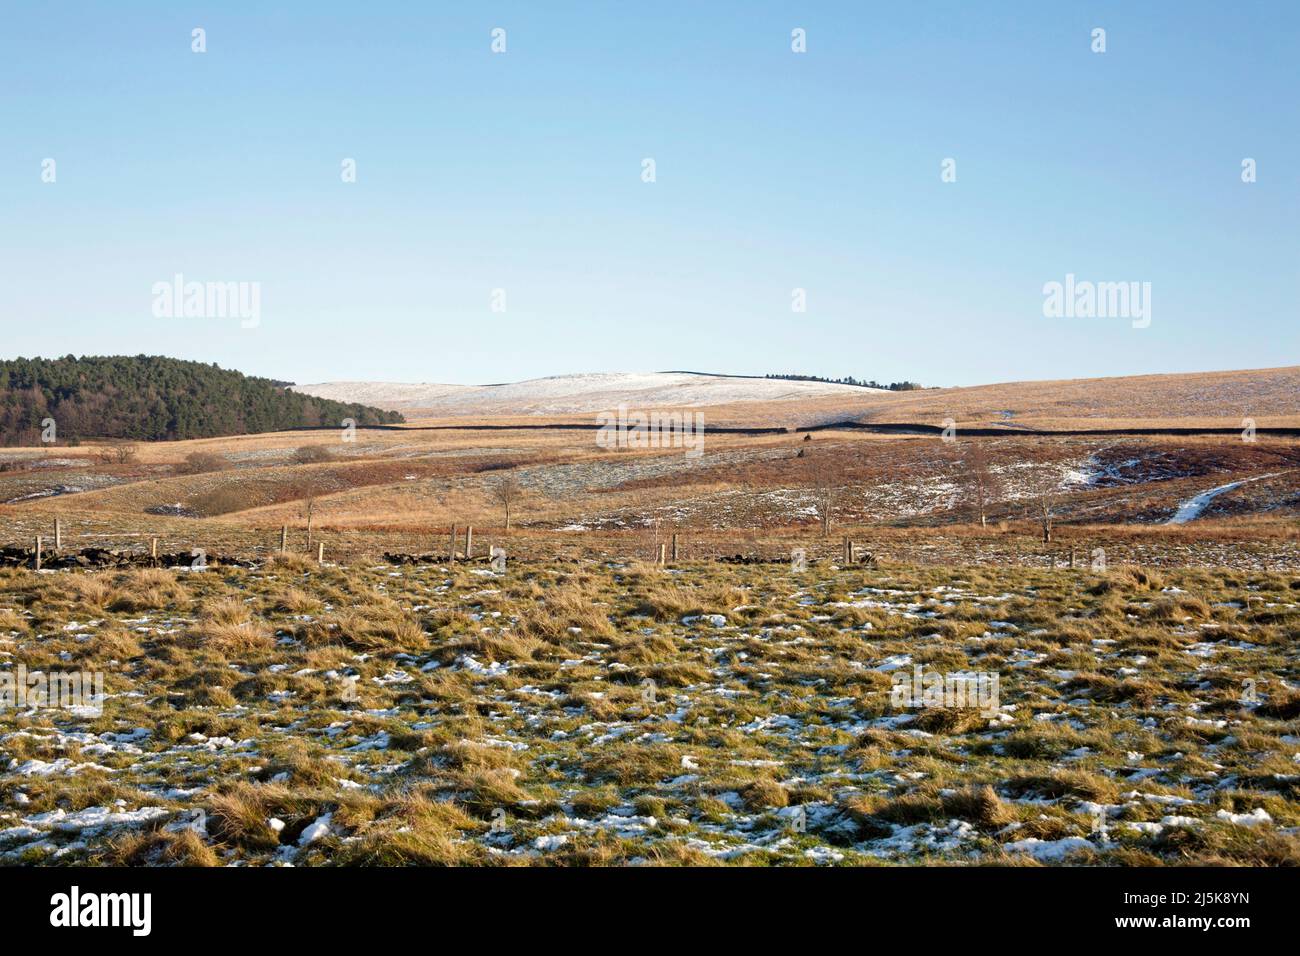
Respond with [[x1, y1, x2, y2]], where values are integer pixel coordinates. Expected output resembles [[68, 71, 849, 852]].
[[1168, 473, 1286, 524], [2, 558, 1296, 866], [293, 371, 882, 415]]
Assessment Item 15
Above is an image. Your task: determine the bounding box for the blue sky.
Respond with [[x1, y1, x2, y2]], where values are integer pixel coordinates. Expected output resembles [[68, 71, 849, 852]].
[[2, 1, 1296, 387]]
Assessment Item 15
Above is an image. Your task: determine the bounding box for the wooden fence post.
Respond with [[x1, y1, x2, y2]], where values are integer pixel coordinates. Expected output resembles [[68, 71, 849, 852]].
[[318, 542, 325, 565], [280, 526, 288, 553], [465, 526, 473, 559], [671, 533, 679, 562], [657, 543, 666, 565], [449, 524, 458, 562], [54, 517, 62, 552], [151, 537, 159, 567], [34, 536, 42, 571]]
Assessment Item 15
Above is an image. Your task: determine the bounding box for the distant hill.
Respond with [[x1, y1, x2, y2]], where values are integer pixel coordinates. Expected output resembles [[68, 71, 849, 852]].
[[293, 371, 885, 417], [0, 355, 405, 445], [292, 366, 1300, 430]]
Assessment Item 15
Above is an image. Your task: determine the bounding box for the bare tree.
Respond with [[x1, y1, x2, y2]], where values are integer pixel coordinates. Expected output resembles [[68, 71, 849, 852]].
[[1023, 463, 1061, 544], [964, 443, 1002, 529], [810, 455, 846, 538], [492, 474, 522, 532]]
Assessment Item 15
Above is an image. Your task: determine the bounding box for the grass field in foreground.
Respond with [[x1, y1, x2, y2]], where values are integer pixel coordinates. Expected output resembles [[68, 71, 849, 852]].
[[2, 556, 1298, 866]]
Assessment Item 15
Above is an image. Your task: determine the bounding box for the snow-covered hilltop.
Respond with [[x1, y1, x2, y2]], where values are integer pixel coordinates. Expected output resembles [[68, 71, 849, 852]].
[[292, 372, 884, 417]]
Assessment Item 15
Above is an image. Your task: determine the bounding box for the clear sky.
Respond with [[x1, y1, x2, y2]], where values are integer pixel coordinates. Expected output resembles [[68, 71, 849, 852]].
[[2, 1, 1296, 388]]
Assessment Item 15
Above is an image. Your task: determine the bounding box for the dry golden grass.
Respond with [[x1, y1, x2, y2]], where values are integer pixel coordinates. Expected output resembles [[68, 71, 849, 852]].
[[182, 597, 274, 653], [845, 366, 1300, 429], [108, 829, 222, 867], [334, 366, 1300, 429]]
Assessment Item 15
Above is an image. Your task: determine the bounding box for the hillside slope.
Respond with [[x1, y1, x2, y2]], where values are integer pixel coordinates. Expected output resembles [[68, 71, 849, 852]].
[[293, 371, 884, 417], [292, 366, 1300, 429], [0, 355, 405, 444], [852, 366, 1300, 429]]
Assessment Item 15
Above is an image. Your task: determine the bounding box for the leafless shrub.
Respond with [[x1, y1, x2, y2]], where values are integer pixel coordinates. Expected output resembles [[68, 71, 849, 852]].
[[178, 451, 229, 474], [96, 443, 139, 465], [294, 445, 334, 464]]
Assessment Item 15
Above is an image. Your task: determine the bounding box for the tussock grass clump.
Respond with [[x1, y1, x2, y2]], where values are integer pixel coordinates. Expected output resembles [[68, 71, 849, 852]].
[[336, 826, 478, 866], [1256, 687, 1300, 721], [1143, 594, 1213, 624], [107, 568, 188, 611], [941, 785, 1015, 829], [264, 551, 320, 573], [71, 624, 143, 662], [582, 745, 687, 787], [1152, 823, 1300, 866], [740, 778, 790, 811], [451, 767, 533, 814], [207, 782, 326, 851], [911, 707, 987, 735], [0, 606, 29, 632], [445, 629, 544, 666], [334, 793, 481, 866], [109, 829, 221, 867], [1117, 566, 1164, 590], [629, 580, 742, 624], [613, 633, 679, 664], [570, 788, 621, 818], [440, 738, 524, 772], [183, 597, 274, 653], [1005, 770, 1117, 803], [517, 585, 616, 643], [857, 792, 943, 826], [269, 586, 323, 615], [332, 603, 426, 650], [55, 574, 118, 610]]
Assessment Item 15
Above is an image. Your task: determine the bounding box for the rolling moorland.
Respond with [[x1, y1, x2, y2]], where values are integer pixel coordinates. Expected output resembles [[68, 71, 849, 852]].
[[0, 366, 1296, 866]]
